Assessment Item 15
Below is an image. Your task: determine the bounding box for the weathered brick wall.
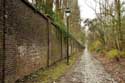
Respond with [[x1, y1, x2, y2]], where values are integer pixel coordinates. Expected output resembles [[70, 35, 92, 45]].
[[5, 0, 48, 82], [0, 0, 84, 83], [62, 34, 67, 58], [0, 0, 4, 82], [50, 24, 62, 65]]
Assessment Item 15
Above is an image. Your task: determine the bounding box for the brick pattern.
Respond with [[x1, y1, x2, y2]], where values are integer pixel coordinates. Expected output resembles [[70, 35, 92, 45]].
[[0, 0, 4, 82], [0, 0, 84, 83]]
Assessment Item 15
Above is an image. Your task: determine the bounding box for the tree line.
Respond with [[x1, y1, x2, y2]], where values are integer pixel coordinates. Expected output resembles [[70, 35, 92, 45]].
[[87, 0, 125, 61]]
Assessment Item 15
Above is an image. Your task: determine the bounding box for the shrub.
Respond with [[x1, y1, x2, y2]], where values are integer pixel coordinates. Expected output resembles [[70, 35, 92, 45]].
[[89, 40, 103, 52], [106, 49, 119, 59], [120, 51, 125, 57]]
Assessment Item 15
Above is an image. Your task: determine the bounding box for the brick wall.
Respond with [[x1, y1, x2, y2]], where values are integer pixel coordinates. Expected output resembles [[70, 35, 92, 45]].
[[0, 0, 4, 82], [0, 0, 84, 83], [5, 0, 49, 82]]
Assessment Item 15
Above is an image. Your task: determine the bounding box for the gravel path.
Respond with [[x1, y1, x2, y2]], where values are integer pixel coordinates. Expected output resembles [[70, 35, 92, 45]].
[[56, 48, 117, 83]]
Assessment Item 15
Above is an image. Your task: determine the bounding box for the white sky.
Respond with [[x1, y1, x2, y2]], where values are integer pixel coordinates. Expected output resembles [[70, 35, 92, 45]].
[[78, 0, 125, 19], [28, 0, 32, 3], [78, 0, 97, 19]]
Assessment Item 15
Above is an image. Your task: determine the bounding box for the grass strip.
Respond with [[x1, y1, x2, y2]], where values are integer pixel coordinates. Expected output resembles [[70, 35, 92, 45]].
[[16, 52, 81, 83]]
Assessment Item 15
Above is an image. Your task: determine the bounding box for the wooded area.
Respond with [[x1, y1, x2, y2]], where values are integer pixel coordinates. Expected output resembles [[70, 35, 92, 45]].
[[85, 0, 125, 60]]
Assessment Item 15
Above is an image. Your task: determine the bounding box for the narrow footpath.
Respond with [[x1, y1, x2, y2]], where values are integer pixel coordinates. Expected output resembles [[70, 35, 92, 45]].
[[56, 48, 117, 83]]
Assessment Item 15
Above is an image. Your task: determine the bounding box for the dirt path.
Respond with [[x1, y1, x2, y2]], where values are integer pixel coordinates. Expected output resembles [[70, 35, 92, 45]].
[[55, 48, 117, 83]]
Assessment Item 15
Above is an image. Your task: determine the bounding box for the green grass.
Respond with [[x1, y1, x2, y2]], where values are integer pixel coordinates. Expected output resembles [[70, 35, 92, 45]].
[[17, 52, 81, 83]]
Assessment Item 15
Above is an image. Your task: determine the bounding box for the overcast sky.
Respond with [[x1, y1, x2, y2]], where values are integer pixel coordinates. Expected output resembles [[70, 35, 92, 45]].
[[78, 0, 97, 20]]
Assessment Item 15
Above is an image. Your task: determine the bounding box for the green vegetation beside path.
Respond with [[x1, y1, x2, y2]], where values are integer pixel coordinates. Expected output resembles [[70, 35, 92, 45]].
[[16, 52, 82, 83]]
